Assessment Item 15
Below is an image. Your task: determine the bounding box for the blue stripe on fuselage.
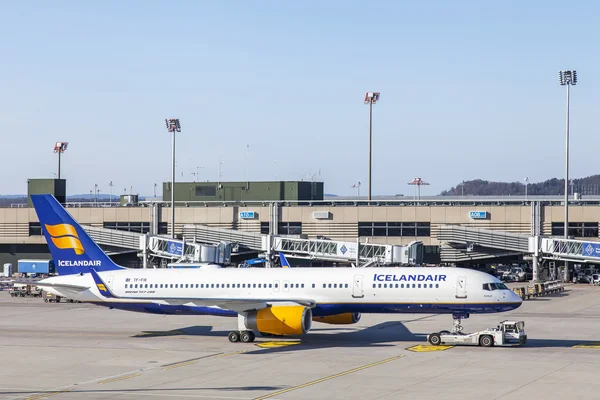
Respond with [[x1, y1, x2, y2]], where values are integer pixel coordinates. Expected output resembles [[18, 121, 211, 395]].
[[91, 302, 521, 316]]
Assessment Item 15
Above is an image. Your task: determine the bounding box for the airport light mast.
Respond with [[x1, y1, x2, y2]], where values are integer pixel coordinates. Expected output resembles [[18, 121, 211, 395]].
[[165, 118, 181, 239], [558, 70, 576, 241], [53, 142, 68, 179], [364, 92, 380, 201], [408, 178, 430, 201]]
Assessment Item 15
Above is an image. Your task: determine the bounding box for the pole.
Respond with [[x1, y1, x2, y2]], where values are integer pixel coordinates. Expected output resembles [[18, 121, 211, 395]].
[[564, 83, 570, 240], [368, 100, 373, 201], [525, 183, 528, 199], [57, 151, 61, 179], [171, 130, 176, 239]]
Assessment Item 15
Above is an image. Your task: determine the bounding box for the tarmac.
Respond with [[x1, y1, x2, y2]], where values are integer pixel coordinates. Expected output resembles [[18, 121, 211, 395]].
[[1, 284, 599, 400]]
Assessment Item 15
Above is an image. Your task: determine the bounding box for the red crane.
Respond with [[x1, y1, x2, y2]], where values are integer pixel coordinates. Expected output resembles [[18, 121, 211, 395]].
[[408, 178, 430, 200]]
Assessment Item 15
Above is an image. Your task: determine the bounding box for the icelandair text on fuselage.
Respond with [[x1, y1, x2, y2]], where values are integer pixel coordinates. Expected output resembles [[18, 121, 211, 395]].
[[58, 260, 101, 267], [374, 274, 446, 282]]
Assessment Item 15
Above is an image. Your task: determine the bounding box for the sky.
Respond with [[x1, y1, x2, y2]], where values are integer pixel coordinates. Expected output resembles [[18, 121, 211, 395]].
[[1, 0, 599, 197]]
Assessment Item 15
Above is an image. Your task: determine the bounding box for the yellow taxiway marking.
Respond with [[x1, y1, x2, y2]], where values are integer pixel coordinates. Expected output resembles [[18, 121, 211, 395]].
[[161, 351, 244, 370], [253, 355, 404, 400], [98, 373, 141, 384], [255, 341, 301, 348], [573, 343, 600, 349], [407, 344, 454, 352], [24, 389, 72, 400], [216, 350, 247, 357]]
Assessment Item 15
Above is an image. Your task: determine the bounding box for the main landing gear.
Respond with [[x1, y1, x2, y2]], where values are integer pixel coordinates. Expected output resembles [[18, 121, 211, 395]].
[[228, 330, 256, 343]]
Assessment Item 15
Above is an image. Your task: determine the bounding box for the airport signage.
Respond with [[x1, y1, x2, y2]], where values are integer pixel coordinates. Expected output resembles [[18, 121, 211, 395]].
[[469, 211, 488, 219], [337, 243, 357, 258], [581, 242, 600, 258], [239, 211, 256, 219], [167, 240, 183, 257]]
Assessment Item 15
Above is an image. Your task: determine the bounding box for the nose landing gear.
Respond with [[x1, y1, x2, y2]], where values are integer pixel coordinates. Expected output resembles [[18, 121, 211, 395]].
[[451, 312, 469, 334]]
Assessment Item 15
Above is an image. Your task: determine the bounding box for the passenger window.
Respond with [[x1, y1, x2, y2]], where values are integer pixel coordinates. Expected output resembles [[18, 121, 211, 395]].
[[125, 284, 128, 288], [170, 284, 173, 288], [383, 284, 387, 288], [429, 284, 433, 288], [269, 283, 272, 288], [323, 283, 326, 288], [345, 284, 349, 288], [301, 284, 304, 288], [284, 283, 288, 288], [275, 283, 278, 288], [145, 284, 148, 288], [395, 284, 398, 288], [176, 284, 179, 288], [373, 284, 376, 288], [401, 284, 404, 288], [237, 284, 241, 288], [253, 284, 256, 288], [195, 284, 198, 288], [334, 284, 338, 288], [412, 284, 416, 288], [258, 284, 262, 288], [211, 284, 214, 288], [378, 284, 382, 288], [296, 284, 299, 288], [435, 284, 439, 288], [312, 284, 316, 288], [328, 284, 332, 288], [226, 284, 230, 288]]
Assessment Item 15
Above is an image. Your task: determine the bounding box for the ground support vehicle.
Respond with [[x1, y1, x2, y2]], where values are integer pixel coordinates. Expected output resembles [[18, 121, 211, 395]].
[[427, 321, 527, 347]]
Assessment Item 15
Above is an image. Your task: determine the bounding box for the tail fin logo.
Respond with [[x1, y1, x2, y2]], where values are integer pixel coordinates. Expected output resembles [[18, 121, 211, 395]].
[[44, 223, 85, 255]]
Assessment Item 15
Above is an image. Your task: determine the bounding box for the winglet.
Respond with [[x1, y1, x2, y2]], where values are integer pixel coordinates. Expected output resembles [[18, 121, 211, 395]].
[[279, 252, 291, 268], [89, 269, 118, 298]]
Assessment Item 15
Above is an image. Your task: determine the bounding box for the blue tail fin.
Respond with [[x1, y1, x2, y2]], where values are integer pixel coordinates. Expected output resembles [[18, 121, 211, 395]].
[[279, 252, 291, 268], [31, 194, 125, 275]]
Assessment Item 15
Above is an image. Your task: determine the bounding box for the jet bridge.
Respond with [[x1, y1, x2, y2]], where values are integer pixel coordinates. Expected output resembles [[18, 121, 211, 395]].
[[270, 236, 423, 266], [536, 237, 600, 263], [436, 225, 530, 262]]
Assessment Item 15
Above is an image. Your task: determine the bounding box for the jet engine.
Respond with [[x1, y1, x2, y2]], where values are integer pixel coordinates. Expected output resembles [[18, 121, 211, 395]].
[[312, 312, 361, 325], [245, 306, 312, 335]]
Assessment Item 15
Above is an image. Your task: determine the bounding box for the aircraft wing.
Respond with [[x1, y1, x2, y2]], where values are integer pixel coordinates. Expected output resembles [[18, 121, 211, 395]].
[[161, 298, 316, 314], [89, 269, 316, 313]]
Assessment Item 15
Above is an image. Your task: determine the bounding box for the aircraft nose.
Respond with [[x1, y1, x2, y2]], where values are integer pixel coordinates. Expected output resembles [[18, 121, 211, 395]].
[[508, 290, 523, 306]]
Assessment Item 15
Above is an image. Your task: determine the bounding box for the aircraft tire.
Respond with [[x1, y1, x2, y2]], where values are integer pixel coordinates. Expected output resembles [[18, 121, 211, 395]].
[[228, 331, 240, 343], [240, 331, 255, 343], [428, 333, 442, 346]]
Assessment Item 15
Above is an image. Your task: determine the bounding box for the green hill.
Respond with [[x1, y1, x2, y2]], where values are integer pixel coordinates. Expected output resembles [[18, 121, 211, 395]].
[[441, 175, 600, 196]]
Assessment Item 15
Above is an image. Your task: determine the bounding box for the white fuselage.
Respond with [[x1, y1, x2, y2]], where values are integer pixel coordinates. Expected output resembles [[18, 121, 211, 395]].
[[38, 266, 522, 317]]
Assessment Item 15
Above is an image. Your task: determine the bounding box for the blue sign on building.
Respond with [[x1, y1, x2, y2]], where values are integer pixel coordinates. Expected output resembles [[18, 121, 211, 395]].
[[581, 242, 600, 258], [167, 240, 183, 256], [239, 211, 256, 219], [469, 211, 488, 219]]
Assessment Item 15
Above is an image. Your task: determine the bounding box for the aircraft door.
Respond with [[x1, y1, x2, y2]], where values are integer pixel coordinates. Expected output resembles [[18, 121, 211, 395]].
[[455, 276, 467, 299], [352, 275, 364, 298], [106, 275, 114, 289], [283, 280, 289, 292]]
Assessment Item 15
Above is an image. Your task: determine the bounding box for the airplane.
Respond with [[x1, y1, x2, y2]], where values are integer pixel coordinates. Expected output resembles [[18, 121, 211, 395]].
[[30, 194, 522, 343]]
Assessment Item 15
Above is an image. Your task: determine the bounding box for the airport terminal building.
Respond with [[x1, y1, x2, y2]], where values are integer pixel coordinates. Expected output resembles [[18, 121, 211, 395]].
[[2, 179, 600, 267]]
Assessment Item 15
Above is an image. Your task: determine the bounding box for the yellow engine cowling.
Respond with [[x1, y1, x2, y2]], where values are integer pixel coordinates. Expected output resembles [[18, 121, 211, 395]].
[[312, 312, 361, 325], [245, 306, 312, 335]]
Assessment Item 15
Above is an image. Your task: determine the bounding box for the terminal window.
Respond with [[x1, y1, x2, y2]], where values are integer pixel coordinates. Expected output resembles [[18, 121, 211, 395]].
[[278, 222, 302, 235], [28, 222, 43, 236], [104, 221, 150, 234], [358, 222, 430, 237], [195, 186, 217, 197], [551, 222, 598, 238], [260, 222, 270, 234]]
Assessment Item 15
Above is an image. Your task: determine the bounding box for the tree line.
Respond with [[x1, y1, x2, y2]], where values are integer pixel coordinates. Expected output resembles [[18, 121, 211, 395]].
[[441, 175, 600, 196]]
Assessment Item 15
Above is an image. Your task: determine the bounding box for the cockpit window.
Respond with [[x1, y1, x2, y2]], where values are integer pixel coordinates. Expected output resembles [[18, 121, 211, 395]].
[[483, 283, 509, 291]]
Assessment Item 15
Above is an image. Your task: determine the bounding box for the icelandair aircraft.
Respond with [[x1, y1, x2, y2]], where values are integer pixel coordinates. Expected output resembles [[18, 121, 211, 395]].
[[31, 194, 522, 343]]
